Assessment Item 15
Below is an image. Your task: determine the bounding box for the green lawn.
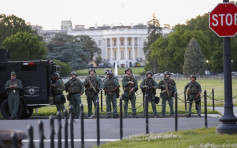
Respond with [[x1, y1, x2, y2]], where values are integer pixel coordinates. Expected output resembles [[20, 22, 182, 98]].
[[97, 127, 237, 148]]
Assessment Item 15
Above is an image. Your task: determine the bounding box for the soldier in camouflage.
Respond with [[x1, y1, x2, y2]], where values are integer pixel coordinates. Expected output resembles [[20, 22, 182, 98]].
[[51, 72, 65, 113], [4, 72, 23, 119], [103, 71, 120, 118], [122, 68, 138, 118], [140, 71, 159, 117], [158, 71, 177, 117], [65, 72, 84, 118], [83, 68, 103, 118], [184, 75, 202, 118]]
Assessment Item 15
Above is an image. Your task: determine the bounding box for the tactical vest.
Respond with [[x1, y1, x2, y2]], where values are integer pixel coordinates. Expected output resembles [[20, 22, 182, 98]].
[[86, 76, 98, 89], [53, 79, 65, 95], [106, 78, 117, 91], [7, 79, 21, 94], [68, 78, 81, 94], [161, 78, 175, 92], [188, 82, 199, 94], [123, 76, 134, 91], [144, 78, 156, 95]]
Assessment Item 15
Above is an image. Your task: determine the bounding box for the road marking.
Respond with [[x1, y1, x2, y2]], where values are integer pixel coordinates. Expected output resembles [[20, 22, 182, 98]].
[[22, 139, 120, 142]]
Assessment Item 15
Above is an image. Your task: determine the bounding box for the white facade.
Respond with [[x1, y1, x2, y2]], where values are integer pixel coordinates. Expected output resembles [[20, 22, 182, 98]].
[[68, 25, 148, 68]]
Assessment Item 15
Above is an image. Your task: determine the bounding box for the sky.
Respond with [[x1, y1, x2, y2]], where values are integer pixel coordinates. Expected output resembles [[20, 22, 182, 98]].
[[0, 0, 230, 30]]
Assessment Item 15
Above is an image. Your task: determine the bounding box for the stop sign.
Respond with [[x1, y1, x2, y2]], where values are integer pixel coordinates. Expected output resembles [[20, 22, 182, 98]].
[[209, 3, 237, 37]]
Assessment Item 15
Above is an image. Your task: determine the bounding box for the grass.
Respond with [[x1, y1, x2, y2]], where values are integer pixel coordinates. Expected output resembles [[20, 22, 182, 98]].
[[97, 127, 237, 148]]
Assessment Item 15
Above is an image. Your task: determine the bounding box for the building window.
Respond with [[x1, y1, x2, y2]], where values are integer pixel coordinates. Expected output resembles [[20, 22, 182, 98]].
[[114, 50, 117, 59], [129, 50, 132, 59], [121, 50, 124, 59], [107, 39, 110, 46], [120, 39, 124, 46], [128, 38, 131, 46], [98, 40, 101, 46], [113, 39, 116, 46]]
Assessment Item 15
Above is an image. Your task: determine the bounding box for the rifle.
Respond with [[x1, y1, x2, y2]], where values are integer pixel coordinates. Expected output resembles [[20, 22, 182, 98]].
[[161, 80, 170, 97], [87, 77, 98, 94]]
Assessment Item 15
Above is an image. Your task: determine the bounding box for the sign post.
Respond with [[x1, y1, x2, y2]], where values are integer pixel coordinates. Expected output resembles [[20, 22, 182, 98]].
[[210, 1, 237, 134]]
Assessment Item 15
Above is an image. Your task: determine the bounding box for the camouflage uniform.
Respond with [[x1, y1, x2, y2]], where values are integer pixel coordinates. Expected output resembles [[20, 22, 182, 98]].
[[52, 76, 65, 113], [184, 75, 202, 117], [83, 73, 103, 117], [103, 72, 120, 118], [122, 73, 138, 118], [4, 72, 23, 119], [65, 73, 84, 118], [140, 72, 159, 117], [158, 72, 177, 117]]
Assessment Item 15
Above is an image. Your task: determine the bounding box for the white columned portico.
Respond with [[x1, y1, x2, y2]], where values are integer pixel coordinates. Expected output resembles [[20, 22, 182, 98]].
[[125, 37, 128, 67], [104, 38, 108, 60], [137, 37, 140, 59], [110, 37, 113, 62], [117, 37, 120, 61], [132, 37, 135, 61]]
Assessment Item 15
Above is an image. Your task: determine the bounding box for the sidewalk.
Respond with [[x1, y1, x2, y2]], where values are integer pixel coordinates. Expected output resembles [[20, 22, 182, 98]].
[[207, 106, 237, 116]]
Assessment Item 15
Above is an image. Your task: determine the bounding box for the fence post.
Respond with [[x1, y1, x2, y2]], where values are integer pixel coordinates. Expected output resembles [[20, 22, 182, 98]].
[[80, 104, 84, 148], [184, 91, 187, 112], [57, 111, 62, 148], [143, 94, 145, 114], [11, 132, 17, 148], [212, 88, 215, 111], [69, 106, 74, 148], [101, 90, 103, 112], [96, 100, 100, 147], [204, 90, 208, 128], [175, 92, 178, 132], [120, 97, 123, 140], [49, 116, 54, 148], [145, 94, 149, 134], [64, 109, 68, 148], [28, 125, 34, 148], [39, 120, 44, 148]]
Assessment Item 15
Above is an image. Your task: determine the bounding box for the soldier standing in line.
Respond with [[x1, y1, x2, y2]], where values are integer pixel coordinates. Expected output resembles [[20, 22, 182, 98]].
[[65, 72, 84, 118], [158, 71, 177, 118], [83, 68, 103, 118], [103, 71, 120, 118], [184, 75, 202, 118], [140, 71, 159, 118], [51, 72, 65, 113], [122, 68, 138, 118], [4, 71, 23, 119]]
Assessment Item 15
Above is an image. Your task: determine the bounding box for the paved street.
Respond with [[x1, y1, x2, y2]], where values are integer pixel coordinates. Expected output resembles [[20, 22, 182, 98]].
[[0, 117, 221, 148]]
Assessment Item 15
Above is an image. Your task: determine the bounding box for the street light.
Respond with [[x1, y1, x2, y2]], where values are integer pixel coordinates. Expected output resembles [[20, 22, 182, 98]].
[[231, 60, 234, 72]]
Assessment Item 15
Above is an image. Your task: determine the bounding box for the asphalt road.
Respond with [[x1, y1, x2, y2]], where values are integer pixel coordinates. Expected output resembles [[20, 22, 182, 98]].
[[0, 117, 221, 148]]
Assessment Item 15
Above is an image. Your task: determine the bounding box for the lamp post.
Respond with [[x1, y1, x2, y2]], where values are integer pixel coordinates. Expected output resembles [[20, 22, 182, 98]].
[[206, 60, 209, 75], [231, 60, 234, 72]]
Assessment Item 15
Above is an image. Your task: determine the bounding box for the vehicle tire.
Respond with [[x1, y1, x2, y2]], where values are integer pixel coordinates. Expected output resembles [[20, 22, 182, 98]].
[[0, 99, 26, 119]]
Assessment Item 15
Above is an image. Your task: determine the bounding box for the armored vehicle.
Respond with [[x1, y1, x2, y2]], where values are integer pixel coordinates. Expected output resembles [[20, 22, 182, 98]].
[[0, 49, 59, 119]]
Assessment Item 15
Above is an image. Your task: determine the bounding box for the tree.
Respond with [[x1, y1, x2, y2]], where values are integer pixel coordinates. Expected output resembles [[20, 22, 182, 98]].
[[47, 34, 101, 69], [1, 32, 47, 60], [183, 37, 206, 75], [143, 14, 162, 73], [0, 14, 35, 45], [53, 59, 72, 77]]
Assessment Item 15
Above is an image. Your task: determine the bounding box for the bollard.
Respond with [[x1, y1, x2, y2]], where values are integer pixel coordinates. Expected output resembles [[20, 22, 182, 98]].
[[80, 104, 85, 148], [39, 120, 44, 148], [120, 97, 123, 140], [101, 90, 103, 112], [28, 125, 34, 148], [212, 88, 215, 111], [96, 100, 100, 147], [64, 109, 68, 148], [184, 91, 187, 112], [145, 94, 149, 134], [204, 90, 208, 128], [57, 111, 62, 148], [69, 106, 74, 148], [49, 116, 54, 148], [11, 132, 17, 148], [143, 94, 145, 114], [175, 92, 178, 132]]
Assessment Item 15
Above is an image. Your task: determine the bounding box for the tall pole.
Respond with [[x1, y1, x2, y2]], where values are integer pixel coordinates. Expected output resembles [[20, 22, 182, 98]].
[[216, 16, 237, 133]]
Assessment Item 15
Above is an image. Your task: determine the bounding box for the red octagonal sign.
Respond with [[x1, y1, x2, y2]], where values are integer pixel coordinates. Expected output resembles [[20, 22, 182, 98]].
[[209, 3, 237, 37]]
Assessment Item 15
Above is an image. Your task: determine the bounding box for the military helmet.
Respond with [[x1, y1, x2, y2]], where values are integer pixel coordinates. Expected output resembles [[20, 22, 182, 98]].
[[164, 71, 171, 75], [106, 71, 113, 75], [145, 71, 153, 76], [104, 69, 112, 74], [53, 72, 59, 78], [11, 71, 16, 76], [125, 68, 132, 74], [70, 71, 77, 76], [88, 68, 96, 74], [190, 75, 197, 80]]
